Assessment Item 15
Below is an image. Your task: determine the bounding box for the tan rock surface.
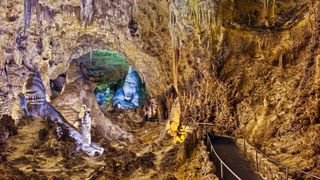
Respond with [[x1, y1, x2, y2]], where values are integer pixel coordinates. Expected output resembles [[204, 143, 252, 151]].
[[0, 0, 319, 178]]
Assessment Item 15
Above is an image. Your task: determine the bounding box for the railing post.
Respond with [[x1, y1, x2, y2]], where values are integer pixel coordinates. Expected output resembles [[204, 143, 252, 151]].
[[256, 149, 259, 171], [220, 161, 224, 179], [286, 166, 288, 180]]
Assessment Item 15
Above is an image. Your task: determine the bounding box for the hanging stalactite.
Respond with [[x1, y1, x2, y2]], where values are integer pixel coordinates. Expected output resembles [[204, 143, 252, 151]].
[[80, 0, 94, 26], [23, 0, 32, 33], [263, 0, 270, 26], [272, 0, 276, 26], [23, 0, 40, 33], [35, 3, 56, 25], [169, 2, 180, 94], [188, 0, 218, 47]]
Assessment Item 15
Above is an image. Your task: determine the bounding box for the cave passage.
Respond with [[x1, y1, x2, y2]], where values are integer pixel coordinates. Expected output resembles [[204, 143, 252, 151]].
[[78, 50, 146, 110]]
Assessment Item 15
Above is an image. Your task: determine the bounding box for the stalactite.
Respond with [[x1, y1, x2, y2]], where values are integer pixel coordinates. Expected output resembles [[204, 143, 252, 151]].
[[80, 0, 94, 26], [35, 3, 40, 25], [35, 3, 56, 25], [24, 0, 32, 33], [169, 3, 180, 93], [189, 0, 202, 41], [188, 0, 218, 45], [169, 3, 179, 49], [61, 5, 81, 18], [263, 0, 269, 26], [272, 0, 276, 25], [23, 0, 39, 33], [173, 48, 179, 93]]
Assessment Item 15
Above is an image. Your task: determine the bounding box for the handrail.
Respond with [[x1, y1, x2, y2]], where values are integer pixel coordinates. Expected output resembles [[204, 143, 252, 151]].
[[246, 139, 320, 179], [213, 133, 320, 179], [206, 133, 242, 180], [197, 122, 215, 126]]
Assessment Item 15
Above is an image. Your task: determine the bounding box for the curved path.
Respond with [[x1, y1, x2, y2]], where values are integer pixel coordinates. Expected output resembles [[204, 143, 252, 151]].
[[206, 133, 261, 180]]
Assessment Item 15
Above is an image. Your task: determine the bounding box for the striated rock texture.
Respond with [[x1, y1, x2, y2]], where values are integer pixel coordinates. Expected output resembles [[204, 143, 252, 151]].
[[0, 0, 319, 176]]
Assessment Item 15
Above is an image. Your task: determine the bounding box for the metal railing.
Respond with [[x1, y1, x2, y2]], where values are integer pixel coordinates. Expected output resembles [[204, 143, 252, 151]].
[[208, 130, 320, 179], [201, 122, 320, 179], [240, 138, 320, 180], [206, 133, 241, 180]]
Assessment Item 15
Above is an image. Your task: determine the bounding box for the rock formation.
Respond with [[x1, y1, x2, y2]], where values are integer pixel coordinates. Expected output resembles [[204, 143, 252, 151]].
[[113, 66, 140, 109], [18, 68, 104, 156], [52, 59, 134, 142], [0, 0, 319, 178]]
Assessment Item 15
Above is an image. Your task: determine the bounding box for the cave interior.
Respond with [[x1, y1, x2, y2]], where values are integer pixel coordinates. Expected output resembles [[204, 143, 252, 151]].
[[0, 0, 320, 179]]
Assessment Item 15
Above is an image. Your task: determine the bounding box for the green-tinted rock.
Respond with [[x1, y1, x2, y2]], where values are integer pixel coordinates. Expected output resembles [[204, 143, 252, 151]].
[[79, 50, 129, 83]]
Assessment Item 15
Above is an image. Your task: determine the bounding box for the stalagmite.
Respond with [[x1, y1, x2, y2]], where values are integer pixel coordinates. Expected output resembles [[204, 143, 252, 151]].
[[79, 105, 104, 156], [19, 69, 104, 157], [79, 105, 92, 145], [165, 98, 189, 143]]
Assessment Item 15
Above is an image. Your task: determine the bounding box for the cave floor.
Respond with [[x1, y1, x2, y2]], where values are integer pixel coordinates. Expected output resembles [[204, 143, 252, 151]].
[[210, 136, 261, 180], [0, 112, 215, 179]]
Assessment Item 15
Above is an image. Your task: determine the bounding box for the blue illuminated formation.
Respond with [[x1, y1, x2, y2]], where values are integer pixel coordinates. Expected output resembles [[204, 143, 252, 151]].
[[95, 87, 113, 105], [113, 66, 140, 109]]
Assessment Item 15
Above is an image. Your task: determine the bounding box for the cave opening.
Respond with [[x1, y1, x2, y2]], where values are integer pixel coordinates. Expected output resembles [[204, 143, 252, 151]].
[[77, 50, 147, 111]]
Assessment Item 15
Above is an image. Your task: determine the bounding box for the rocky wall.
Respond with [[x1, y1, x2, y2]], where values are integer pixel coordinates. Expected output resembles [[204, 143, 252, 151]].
[[0, 0, 171, 116], [0, 0, 319, 175], [167, 0, 320, 174]]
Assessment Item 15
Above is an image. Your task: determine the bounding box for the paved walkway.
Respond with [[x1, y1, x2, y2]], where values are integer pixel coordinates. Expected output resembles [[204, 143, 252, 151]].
[[207, 134, 261, 180]]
